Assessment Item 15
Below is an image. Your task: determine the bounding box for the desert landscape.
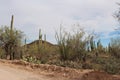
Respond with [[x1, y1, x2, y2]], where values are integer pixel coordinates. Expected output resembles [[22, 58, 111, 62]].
[[0, 0, 120, 80]]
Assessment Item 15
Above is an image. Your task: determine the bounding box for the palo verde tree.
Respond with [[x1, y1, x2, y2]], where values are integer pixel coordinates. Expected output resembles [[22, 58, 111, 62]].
[[0, 15, 24, 60]]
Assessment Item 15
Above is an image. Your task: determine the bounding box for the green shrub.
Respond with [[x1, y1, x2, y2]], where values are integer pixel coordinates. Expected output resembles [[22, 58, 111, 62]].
[[55, 26, 90, 61], [109, 37, 120, 58], [91, 56, 120, 74], [102, 58, 120, 74]]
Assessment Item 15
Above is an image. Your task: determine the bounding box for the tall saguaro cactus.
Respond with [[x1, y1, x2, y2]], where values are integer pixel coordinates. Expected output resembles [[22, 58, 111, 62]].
[[9, 15, 14, 60], [38, 29, 42, 53], [10, 15, 14, 39], [11, 15, 14, 31]]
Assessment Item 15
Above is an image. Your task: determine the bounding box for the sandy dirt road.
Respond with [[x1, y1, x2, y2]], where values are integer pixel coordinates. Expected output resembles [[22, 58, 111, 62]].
[[0, 63, 58, 80], [0, 60, 119, 80]]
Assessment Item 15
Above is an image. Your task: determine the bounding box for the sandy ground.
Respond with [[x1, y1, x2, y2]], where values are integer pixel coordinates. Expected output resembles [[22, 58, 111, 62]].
[[0, 62, 62, 80], [0, 60, 91, 80], [0, 60, 119, 80]]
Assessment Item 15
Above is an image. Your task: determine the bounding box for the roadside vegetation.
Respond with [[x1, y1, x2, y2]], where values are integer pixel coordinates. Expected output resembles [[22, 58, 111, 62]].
[[0, 4, 120, 75]]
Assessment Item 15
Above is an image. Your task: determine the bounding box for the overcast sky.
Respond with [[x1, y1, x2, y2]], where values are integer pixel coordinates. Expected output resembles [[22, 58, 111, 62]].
[[0, 0, 120, 45]]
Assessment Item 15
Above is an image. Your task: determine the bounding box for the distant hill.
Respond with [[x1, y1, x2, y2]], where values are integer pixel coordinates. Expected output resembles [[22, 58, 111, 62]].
[[26, 40, 57, 48], [23, 40, 59, 63]]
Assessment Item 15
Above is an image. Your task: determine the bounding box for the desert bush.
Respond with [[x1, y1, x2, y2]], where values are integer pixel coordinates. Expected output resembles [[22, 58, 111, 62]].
[[22, 56, 41, 64], [49, 60, 82, 69], [55, 27, 70, 61], [92, 57, 106, 65], [55, 26, 90, 61], [91, 56, 120, 74], [109, 37, 120, 58], [102, 58, 120, 74], [0, 47, 5, 58]]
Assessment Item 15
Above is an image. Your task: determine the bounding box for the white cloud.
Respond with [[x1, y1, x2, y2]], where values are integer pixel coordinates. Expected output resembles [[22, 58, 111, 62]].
[[0, 0, 119, 43]]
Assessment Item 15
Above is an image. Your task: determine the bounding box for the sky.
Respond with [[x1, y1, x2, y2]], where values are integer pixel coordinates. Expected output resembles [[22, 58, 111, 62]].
[[0, 0, 120, 46]]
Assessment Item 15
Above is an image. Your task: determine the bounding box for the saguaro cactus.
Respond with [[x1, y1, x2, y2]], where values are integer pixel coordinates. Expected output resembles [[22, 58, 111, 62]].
[[10, 15, 14, 39], [38, 29, 42, 52], [11, 15, 14, 31], [39, 29, 42, 44], [24, 38, 27, 52], [90, 36, 95, 51], [44, 34, 46, 49], [9, 15, 14, 60]]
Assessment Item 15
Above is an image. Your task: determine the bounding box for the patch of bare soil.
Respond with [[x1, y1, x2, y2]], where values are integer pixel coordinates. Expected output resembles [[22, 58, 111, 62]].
[[0, 59, 93, 79], [0, 59, 120, 80], [78, 71, 120, 80]]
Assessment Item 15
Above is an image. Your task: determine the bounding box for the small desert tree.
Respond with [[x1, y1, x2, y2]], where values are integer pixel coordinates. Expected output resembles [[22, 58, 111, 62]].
[[0, 15, 24, 60], [0, 26, 23, 59]]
